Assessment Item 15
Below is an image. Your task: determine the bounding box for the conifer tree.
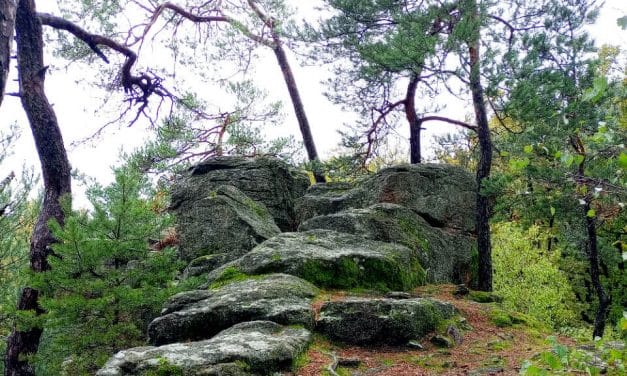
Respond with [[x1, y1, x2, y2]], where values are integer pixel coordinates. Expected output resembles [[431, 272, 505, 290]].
[[31, 166, 183, 375]]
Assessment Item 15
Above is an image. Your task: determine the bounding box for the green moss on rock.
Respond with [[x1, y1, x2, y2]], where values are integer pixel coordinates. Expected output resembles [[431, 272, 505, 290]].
[[207, 230, 426, 291], [469, 291, 503, 303]]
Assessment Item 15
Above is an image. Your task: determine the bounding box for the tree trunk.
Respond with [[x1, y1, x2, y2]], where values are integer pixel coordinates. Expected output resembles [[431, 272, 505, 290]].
[[467, 0, 493, 292], [405, 73, 422, 164], [583, 199, 610, 338], [271, 37, 324, 183], [5, 1, 72, 375], [0, 0, 16, 106]]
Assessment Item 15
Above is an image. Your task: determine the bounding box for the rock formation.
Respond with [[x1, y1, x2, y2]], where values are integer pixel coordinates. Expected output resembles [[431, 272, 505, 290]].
[[98, 157, 476, 375]]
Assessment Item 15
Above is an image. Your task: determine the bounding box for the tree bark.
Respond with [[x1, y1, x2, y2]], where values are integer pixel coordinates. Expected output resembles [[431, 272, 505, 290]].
[[5, 1, 72, 375], [271, 37, 324, 183], [405, 73, 422, 164], [583, 200, 610, 338], [0, 0, 16, 106], [467, 0, 493, 291]]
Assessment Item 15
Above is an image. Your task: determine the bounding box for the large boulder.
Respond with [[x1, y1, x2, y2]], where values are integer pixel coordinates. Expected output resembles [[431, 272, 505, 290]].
[[316, 298, 456, 345], [207, 230, 425, 291], [148, 274, 318, 345], [297, 164, 476, 233], [363, 164, 476, 233], [97, 321, 311, 376], [299, 203, 474, 283], [172, 184, 280, 262], [172, 156, 309, 232]]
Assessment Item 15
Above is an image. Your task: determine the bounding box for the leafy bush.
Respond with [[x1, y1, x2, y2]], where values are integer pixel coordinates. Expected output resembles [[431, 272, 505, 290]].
[[492, 223, 580, 328]]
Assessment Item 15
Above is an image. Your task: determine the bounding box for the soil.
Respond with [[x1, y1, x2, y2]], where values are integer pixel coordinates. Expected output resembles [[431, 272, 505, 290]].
[[293, 285, 575, 376]]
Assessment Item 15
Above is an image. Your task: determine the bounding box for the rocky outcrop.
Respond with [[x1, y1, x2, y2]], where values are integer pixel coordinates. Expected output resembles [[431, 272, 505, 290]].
[[207, 229, 425, 291], [148, 274, 318, 345], [297, 164, 476, 232], [296, 164, 477, 284], [171, 156, 309, 232], [361, 164, 476, 232], [299, 203, 474, 283], [99, 159, 477, 375], [173, 184, 280, 262], [317, 298, 456, 345], [97, 321, 311, 376]]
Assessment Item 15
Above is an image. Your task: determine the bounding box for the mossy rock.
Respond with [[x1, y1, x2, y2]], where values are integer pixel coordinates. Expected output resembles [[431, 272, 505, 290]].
[[299, 203, 474, 284], [468, 291, 503, 303], [148, 274, 318, 345], [171, 156, 309, 231], [206, 230, 426, 291], [173, 184, 280, 262], [362, 164, 477, 233], [316, 298, 456, 345], [97, 321, 311, 375], [296, 164, 477, 233]]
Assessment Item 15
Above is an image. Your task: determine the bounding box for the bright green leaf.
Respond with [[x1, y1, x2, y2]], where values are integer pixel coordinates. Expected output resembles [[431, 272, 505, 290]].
[[618, 152, 627, 169], [582, 76, 608, 103], [574, 154, 585, 166], [587, 209, 596, 218], [541, 352, 562, 370], [509, 157, 530, 172], [550, 206, 556, 216], [561, 154, 574, 167], [524, 145, 534, 154]]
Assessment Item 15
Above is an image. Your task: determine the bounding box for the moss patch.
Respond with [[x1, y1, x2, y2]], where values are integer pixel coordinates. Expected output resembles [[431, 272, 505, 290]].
[[299, 256, 425, 291], [144, 358, 184, 376], [397, 215, 430, 252], [301, 258, 360, 289], [489, 308, 528, 328], [468, 291, 503, 303], [208, 266, 251, 289]]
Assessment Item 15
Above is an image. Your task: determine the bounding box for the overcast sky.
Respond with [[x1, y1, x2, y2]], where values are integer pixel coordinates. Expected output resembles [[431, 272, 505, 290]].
[[0, 0, 625, 202]]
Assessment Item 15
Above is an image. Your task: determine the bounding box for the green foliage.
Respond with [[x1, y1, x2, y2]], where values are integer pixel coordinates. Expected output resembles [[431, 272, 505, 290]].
[[125, 81, 301, 178], [0, 125, 38, 375], [520, 336, 626, 375], [145, 358, 184, 376], [492, 223, 580, 328], [493, 42, 626, 335], [31, 166, 184, 375]]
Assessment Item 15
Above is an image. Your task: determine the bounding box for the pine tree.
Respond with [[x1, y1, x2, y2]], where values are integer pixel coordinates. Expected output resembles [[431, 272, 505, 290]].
[[31, 166, 184, 375]]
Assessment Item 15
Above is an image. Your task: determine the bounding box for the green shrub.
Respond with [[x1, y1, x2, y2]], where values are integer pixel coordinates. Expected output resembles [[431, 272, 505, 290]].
[[492, 223, 579, 328]]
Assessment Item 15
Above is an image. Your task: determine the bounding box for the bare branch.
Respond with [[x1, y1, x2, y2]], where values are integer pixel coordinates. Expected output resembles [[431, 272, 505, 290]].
[[421, 116, 477, 132], [38, 12, 170, 101]]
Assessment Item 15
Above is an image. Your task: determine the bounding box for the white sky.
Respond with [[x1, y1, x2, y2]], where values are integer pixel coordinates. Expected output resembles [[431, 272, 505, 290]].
[[0, 0, 625, 204]]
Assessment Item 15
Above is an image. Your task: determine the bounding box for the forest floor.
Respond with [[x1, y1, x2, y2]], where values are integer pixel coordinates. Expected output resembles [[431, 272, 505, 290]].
[[292, 285, 577, 376]]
